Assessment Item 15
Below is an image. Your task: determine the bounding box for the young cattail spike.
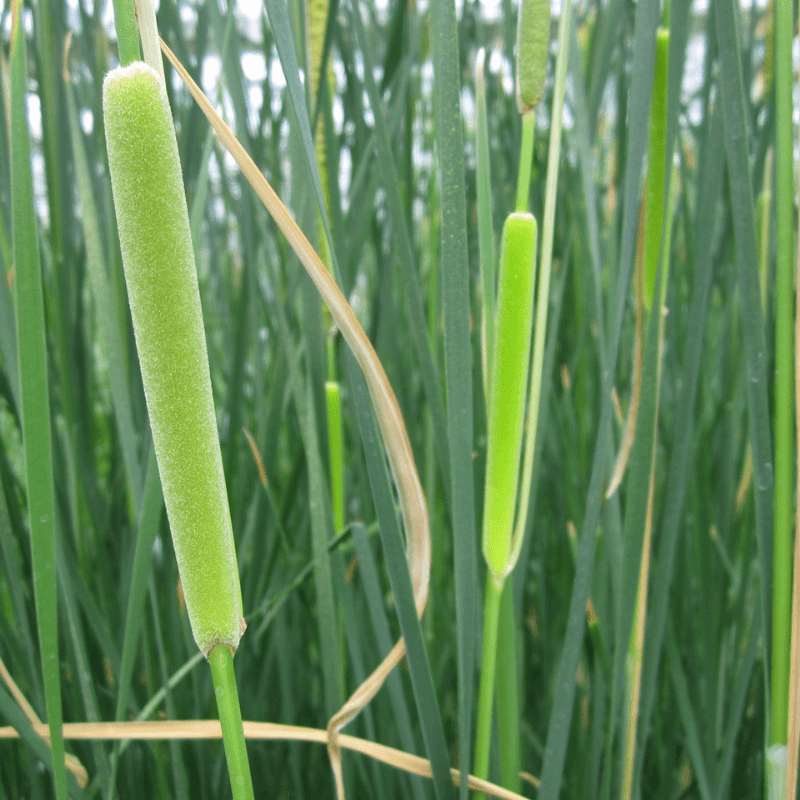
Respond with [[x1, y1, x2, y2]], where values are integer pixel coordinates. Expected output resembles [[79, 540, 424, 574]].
[[516, 0, 550, 115], [482, 213, 537, 581], [103, 62, 243, 657]]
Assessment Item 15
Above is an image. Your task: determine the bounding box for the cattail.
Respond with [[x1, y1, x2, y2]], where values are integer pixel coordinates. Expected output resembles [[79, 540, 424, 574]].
[[516, 0, 550, 115], [103, 62, 243, 656], [482, 212, 537, 580]]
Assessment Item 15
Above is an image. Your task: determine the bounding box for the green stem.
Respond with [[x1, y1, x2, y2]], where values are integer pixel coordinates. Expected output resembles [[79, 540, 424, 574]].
[[515, 112, 535, 213], [474, 573, 504, 794], [208, 646, 255, 800], [772, 0, 793, 753], [111, 0, 141, 66], [495, 581, 521, 795]]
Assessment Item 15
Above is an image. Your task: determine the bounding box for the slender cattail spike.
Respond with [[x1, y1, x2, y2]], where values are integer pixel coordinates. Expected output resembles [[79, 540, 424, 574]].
[[516, 0, 550, 115], [103, 62, 243, 657]]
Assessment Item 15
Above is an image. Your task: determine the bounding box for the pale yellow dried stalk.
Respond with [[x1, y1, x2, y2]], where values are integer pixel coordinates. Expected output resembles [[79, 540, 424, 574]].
[[0, 718, 529, 800]]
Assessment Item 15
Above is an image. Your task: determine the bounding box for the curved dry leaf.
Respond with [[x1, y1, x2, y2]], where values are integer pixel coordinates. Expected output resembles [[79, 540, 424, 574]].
[[0, 718, 529, 800], [159, 39, 431, 800], [606, 199, 646, 500]]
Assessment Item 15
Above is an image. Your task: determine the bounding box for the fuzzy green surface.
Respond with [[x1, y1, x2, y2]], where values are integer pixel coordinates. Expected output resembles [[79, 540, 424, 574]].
[[482, 213, 537, 579], [103, 63, 242, 656], [516, 0, 549, 114]]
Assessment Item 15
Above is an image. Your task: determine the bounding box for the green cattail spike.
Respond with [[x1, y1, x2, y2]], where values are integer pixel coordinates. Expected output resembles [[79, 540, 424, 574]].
[[516, 0, 550, 115], [482, 212, 537, 580], [103, 63, 243, 657]]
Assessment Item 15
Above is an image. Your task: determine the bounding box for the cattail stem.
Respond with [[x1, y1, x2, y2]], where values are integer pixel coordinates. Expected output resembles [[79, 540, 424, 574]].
[[209, 646, 255, 800]]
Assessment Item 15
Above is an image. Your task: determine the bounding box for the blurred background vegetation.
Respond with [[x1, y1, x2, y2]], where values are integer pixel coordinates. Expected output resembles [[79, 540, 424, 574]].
[[0, 0, 787, 796]]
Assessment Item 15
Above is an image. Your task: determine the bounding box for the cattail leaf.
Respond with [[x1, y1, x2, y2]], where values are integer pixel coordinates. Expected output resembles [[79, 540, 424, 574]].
[[10, 1, 68, 795]]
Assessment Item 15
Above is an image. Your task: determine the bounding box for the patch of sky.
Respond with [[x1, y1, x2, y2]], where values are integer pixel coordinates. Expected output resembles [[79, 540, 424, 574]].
[[270, 56, 288, 91], [25, 93, 43, 141], [420, 60, 434, 98], [242, 51, 268, 83], [248, 85, 264, 131], [461, 85, 477, 134], [80, 108, 94, 135], [332, 96, 344, 135], [353, 49, 366, 83], [32, 152, 49, 228], [202, 54, 223, 94], [488, 49, 514, 96], [683, 35, 706, 98], [179, 2, 198, 38], [362, 92, 375, 126]]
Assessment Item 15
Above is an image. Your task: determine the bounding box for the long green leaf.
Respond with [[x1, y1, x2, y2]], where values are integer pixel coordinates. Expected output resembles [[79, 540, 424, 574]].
[[635, 107, 725, 797], [538, 0, 660, 794], [347, 358, 453, 800], [10, 4, 67, 797], [430, 0, 478, 794], [716, 0, 774, 711], [348, 1, 451, 508], [352, 522, 429, 800], [108, 447, 162, 792]]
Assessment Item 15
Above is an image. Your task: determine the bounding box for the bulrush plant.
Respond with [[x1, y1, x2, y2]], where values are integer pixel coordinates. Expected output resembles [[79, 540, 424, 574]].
[[103, 62, 254, 799], [2, 0, 795, 796]]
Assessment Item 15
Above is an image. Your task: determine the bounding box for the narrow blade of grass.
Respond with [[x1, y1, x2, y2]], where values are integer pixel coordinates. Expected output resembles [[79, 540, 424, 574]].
[[352, 521, 429, 800], [665, 624, 714, 800], [538, 0, 660, 794], [10, 4, 67, 796], [348, 0, 451, 507], [602, 247, 664, 799], [715, 0, 774, 709], [430, 0, 478, 793], [0, 456, 39, 712], [301, 368, 343, 721], [347, 359, 453, 800], [113, 448, 162, 717]]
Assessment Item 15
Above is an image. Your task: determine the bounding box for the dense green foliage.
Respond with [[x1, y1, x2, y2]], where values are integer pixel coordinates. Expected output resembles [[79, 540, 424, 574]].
[[0, 0, 787, 797]]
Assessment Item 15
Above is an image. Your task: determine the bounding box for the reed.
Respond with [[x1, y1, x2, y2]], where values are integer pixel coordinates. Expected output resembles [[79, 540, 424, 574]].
[[0, 0, 793, 797]]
